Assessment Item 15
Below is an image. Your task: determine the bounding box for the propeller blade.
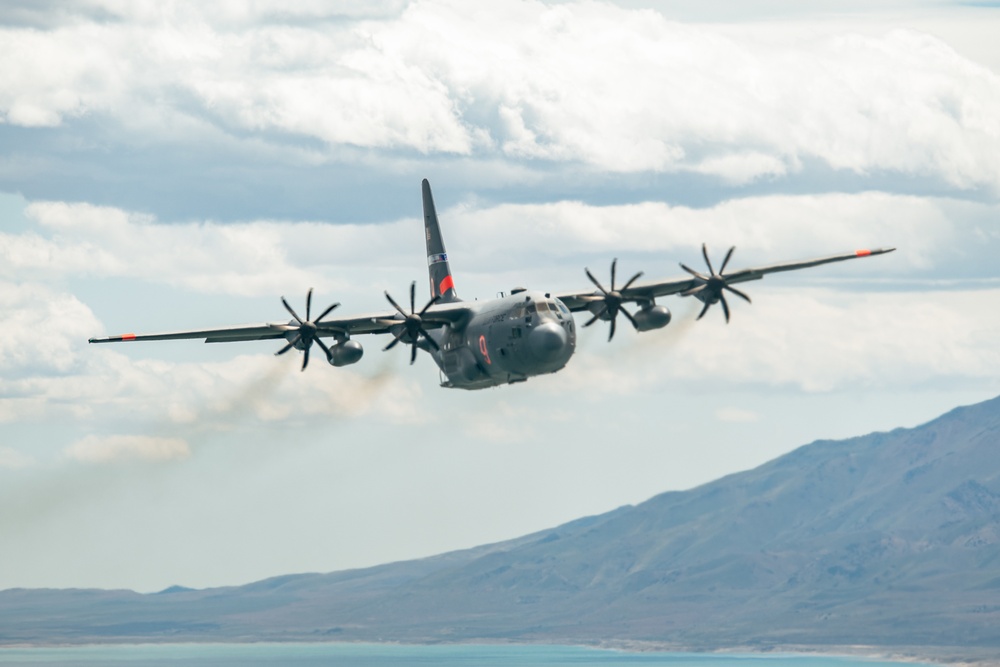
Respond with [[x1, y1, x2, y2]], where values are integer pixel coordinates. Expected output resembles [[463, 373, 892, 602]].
[[583, 305, 607, 327], [418, 295, 441, 317], [720, 293, 731, 323], [419, 328, 441, 351], [409, 281, 416, 313], [610, 258, 618, 291], [679, 263, 709, 281], [719, 246, 736, 275], [681, 284, 707, 298], [410, 342, 418, 365], [275, 334, 300, 356], [383, 331, 404, 351], [608, 316, 617, 342], [725, 284, 752, 304], [702, 243, 715, 276], [302, 346, 310, 371], [696, 300, 712, 320], [585, 268, 608, 295], [620, 307, 639, 330], [314, 302, 340, 323], [281, 297, 304, 324], [305, 288, 313, 321], [385, 291, 406, 317], [315, 336, 332, 360], [621, 271, 644, 292]]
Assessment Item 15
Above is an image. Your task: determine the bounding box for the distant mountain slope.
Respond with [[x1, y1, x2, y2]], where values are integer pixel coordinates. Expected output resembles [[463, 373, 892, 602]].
[[2, 395, 999, 654]]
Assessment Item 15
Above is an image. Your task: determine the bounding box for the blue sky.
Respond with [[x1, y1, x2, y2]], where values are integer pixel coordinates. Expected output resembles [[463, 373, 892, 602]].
[[1, 0, 999, 592]]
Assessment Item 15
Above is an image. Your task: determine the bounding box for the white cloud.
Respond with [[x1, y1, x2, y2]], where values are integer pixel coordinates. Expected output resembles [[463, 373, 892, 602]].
[[0, 342, 426, 434], [64, 434, 191, 463], [1, 2, 998, 188], [0, 446, 35, 469], [526, 286, 1000, 396], [5, 201, 409, 296], [716, 407, 760, 423], [448, 191, 963, 275], [4, 191, 994, 305], [640, 287, 1000, 393], [0, 281, 101, 373]]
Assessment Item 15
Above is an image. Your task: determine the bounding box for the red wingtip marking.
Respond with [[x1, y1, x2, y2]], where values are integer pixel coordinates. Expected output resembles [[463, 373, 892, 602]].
[[855, 249, 872, 257], [122, 333, 137, 341], [438, 275, 455, 295]]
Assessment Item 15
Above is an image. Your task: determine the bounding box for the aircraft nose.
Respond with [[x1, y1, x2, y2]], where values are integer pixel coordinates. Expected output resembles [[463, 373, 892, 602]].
[[529, 321, 568, 361]]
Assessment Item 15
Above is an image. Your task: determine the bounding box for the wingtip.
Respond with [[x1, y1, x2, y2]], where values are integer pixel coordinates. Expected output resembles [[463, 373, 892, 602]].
[[856, 247, 896, 257]]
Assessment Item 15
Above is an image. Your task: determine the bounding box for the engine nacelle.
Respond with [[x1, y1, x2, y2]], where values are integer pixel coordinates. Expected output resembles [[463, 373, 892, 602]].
[[327, 339, 364, 366], [631, 304, 672, 332]]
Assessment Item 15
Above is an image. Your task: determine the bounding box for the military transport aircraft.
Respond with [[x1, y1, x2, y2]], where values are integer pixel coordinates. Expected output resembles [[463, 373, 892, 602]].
[[89, 180, 894, 390]]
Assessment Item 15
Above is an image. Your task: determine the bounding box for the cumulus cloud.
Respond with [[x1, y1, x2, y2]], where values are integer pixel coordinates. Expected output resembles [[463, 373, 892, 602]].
[[3, 200, 413, 296], [532, 286, 1000, 395], [0, 281, 101, 374], [7, 192, 992, 303], [1, 1, 998, 189], [447, 191, 977, 279], [64, 434, 191, 463]]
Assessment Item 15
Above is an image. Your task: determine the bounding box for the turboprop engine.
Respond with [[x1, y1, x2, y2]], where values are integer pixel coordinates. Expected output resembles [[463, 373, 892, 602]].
[[631, 304, 672, 332], [327, 339, 364, 366]]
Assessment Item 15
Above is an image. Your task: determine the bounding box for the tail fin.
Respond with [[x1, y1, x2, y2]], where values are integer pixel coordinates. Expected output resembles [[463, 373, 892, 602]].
[[422, 179, 459, 303]]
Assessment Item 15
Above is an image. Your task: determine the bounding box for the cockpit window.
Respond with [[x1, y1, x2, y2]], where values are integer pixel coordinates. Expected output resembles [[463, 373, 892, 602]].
[[555, 300, 570, 314], [527, 302, 537, 314], [536, 301, 551, 313]]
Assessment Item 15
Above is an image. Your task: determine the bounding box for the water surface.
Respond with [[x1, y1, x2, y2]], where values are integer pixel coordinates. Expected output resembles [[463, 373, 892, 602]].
[[0, 643, 939, 667]]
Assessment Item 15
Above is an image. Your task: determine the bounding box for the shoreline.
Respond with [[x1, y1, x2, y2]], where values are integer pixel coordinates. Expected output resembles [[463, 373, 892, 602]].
[[0, 640, 995, 666]]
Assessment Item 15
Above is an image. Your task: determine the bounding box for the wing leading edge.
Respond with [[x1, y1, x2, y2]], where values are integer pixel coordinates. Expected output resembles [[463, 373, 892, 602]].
[[554, 245, 894, 336], [556, 247, 895, 312]]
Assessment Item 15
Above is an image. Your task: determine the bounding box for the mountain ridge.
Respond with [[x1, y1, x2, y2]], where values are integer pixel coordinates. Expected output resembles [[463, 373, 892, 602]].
[[2, 395, 999, 658]]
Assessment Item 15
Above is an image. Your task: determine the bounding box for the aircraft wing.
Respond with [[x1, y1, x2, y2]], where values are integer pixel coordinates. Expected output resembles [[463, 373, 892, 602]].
[[88, 302, 474, 345], [555, 247, 895, 311]]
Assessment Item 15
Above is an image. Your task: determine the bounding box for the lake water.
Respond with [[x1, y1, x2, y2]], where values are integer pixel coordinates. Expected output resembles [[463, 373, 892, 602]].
[[0, 644, 939, 667]]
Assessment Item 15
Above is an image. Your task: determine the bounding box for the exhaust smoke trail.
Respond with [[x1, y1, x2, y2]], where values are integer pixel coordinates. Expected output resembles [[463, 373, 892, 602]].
[[0, 350, 404, 552]]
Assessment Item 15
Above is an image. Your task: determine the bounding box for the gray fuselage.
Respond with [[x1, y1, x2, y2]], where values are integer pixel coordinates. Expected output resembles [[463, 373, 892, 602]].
[[422, 290, 576, 389]]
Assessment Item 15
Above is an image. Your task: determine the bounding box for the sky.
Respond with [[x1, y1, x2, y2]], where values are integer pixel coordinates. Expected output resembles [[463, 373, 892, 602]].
[[1, 0, 999, 592]]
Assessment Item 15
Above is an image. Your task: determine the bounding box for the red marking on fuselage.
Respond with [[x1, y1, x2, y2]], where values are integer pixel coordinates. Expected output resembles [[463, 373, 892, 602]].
[[855, 249, 872, 257], [439, 274, 455, 295], [121, 333, 137, 341], [478, 334, 491, 365]]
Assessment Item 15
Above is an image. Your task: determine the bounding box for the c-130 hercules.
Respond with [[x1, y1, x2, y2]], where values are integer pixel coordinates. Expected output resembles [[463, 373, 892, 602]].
[[90, 180, 894, 390]]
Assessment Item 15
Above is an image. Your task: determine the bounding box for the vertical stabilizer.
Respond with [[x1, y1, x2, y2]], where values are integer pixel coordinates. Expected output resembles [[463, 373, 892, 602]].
[[422, 179, 459, 303]]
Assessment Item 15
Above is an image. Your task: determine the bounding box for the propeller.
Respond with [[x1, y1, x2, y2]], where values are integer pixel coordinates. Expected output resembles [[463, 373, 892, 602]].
[[582, 258, 644, 341], [679, 244, 752, 323], [275, 288, 341, 371], [381, 281, 441, 364]]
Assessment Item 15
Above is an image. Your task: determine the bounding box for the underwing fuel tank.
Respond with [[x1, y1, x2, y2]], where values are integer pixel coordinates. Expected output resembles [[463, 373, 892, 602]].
[[631, 305, 672, 332], [327, 339, 364, 366]]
